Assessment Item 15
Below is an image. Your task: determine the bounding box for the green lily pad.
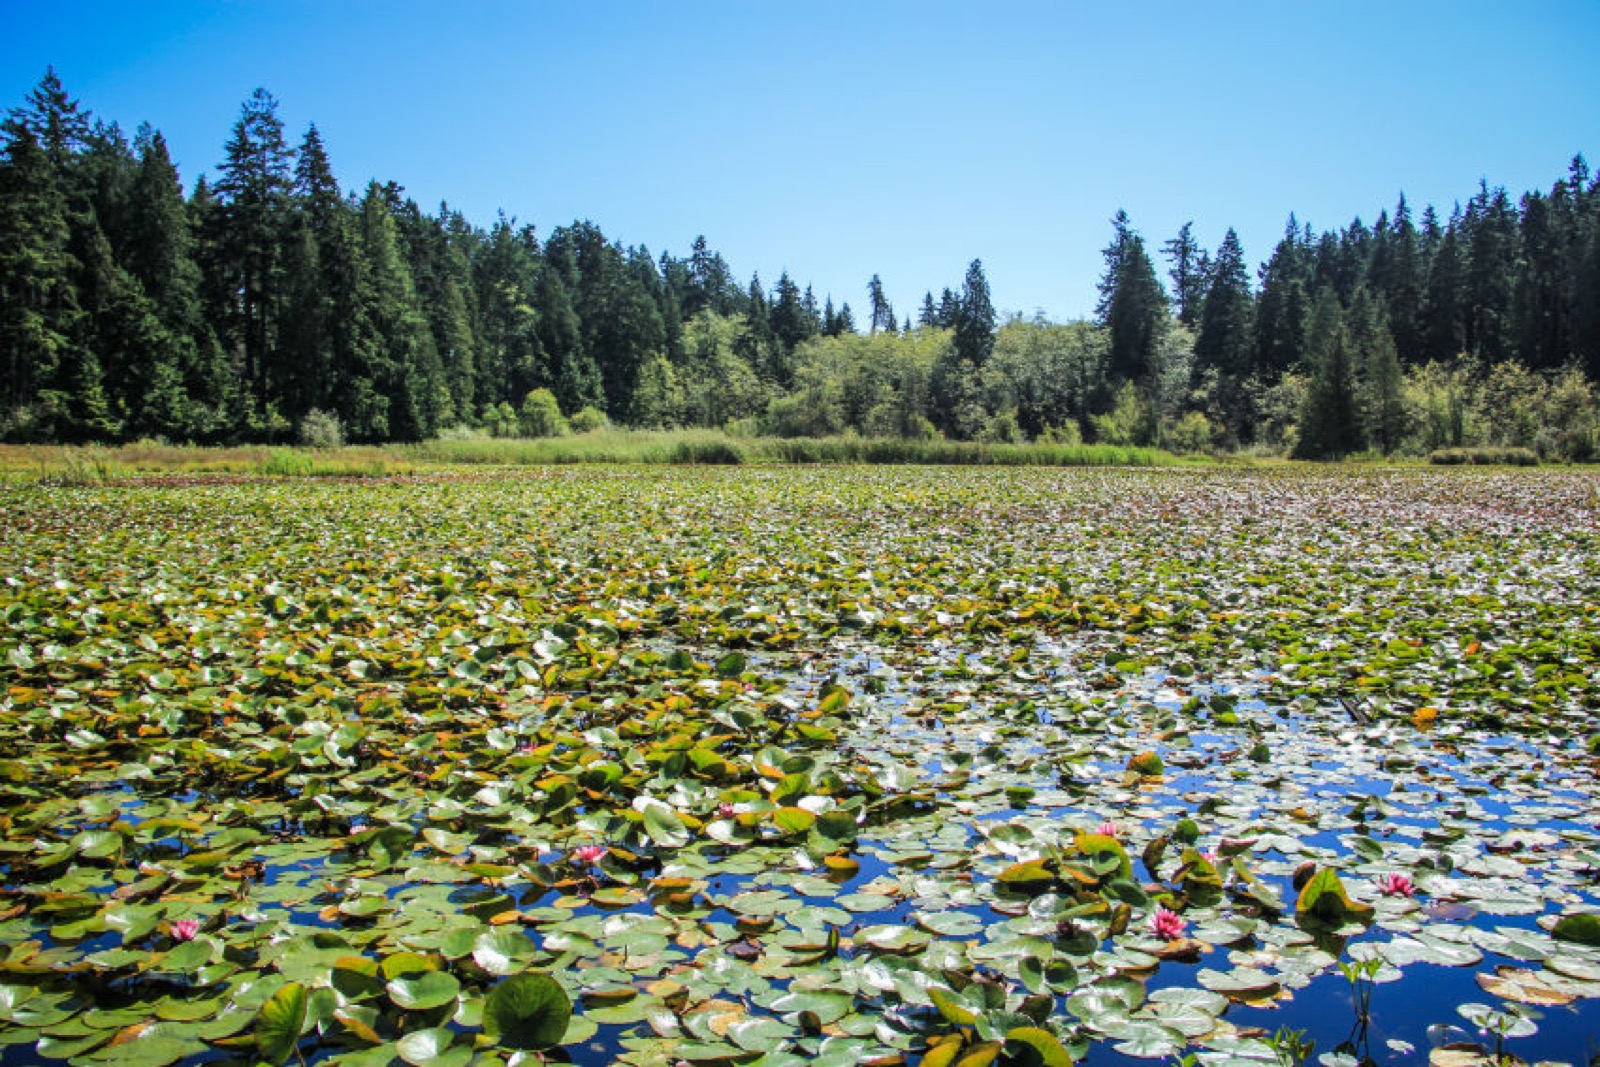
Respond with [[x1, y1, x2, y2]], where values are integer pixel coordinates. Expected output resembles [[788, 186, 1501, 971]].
[[482, 972, 572, 1050], [254, 981, 308, 1066], [1552, 912, 1600, 946], [386, 971, 461, 1011]]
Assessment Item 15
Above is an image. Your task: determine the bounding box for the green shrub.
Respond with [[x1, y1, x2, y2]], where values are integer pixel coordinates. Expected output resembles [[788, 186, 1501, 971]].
[[520, 389, 568, 438], [568, 406, 609, 434], [1165, 411, 1214, 455], [298, 408, 344, 449], [1429, 446, 1539, 467]]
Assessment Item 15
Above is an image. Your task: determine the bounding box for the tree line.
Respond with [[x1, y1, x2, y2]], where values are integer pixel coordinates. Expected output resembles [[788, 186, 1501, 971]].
[[2, 71, 1597, 458]]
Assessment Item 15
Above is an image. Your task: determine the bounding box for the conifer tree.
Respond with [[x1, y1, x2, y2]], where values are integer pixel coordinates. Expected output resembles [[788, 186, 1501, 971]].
[[768, 271, 813, 375], [357, 182, 445, 440], [1162, 222, 1209, 328], [1096, 211, 1168, 387], [1385, 195, 1427, 363], [1295, 287, 1360, 458], [0, 126, 80, 438], [953, 259, 995, 367], [1422, 213, 1468, 363], [213, 89, 295, 428], [1253, 217, 1312, 380], [1193, 229, 1256, 441], [867, 274, 894, 335]]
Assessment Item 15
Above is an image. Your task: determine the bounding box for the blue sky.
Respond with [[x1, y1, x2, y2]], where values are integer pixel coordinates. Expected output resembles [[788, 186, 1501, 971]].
[[4, 1, 1597, 321]]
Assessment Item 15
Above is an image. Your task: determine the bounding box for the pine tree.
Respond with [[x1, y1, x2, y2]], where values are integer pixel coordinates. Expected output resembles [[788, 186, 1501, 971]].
[[0, 125, 80, 438], [7, 69, 91, 178], [1193, 229, 1256, 441], [1356, 295, 1408, 454], [1294, 287, 1360, 459], [1096, 211, 1168, 387], [867, 273, 894, 335], [115, 126, 211, 438], [1462, 182, 1519, 364], [533, 263, 596, 414], [278, 124, 355, 424], [354, 183, 444, 440], [472, 214, 540, 410], [1385, 195, 1426, 364], [1422, 211, 1468, 363], [1253, 217, 1312, 380], [1162, 222, 1209, 328], [768, 271, 813, 376], [838, 302, 857, 335], [953, 259, 995, 367], [212, 89, 295, 428], [821, 295, 840, 337], [686, 235, 737, 317], [735, 273, 776, 384]]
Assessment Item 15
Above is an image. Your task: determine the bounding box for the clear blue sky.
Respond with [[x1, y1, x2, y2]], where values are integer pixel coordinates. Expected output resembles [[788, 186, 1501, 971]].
[[4, 1, 1597, 322]]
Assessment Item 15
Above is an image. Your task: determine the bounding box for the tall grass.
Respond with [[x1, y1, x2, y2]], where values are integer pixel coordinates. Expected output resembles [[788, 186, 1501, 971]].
[[0, 441, 415, 481], [408, 429, 1181, 467], [407, 429, 743, 466], [1, 430, 1184, 479]]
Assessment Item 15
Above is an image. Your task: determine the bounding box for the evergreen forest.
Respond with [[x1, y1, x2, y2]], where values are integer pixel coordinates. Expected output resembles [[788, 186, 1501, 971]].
[[3, 71, 1598, 460]]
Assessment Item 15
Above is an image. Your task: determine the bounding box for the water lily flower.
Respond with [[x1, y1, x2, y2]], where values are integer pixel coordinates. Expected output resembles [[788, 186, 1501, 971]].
[[571, 844, 607, 866], [1149, 907, 1187, 941], [1201, 850, 1221, 866], [1096, 821, 1122, 838], [1377, 872, 1415, 898], [170, 919, 201, 942]]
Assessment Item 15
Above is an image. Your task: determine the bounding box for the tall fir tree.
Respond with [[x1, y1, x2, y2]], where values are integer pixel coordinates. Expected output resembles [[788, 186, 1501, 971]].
[[1385, 195, 1427, 364], [867, 274, 894, 335], [1422, 210, 1469, 363], [1461, 182, 1520, 364], [1294, 287, 1360, 459], [1096, 211, 1168, 387], [953, 259, 995, 367], [1253, 217, 1312, 380], [1193, 229, 1256, 442], [1162, 221, 1209, 328], [212, 89, 295, 431], [0, 125, 81, 438], [356, 182, 446, 440]]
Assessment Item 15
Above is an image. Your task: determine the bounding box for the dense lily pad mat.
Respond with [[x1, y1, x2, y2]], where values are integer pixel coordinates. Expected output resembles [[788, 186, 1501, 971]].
[[0, 467, 1598, 1067]]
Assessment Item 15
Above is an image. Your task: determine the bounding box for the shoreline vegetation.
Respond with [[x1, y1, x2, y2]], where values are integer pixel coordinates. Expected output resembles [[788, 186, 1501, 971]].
[[0, 432, 1184, 483], [0, 431, 1561, 485]]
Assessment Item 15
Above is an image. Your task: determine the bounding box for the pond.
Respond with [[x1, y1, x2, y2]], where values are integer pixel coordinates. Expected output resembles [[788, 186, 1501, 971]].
[[0, 466, 1597, 1066]]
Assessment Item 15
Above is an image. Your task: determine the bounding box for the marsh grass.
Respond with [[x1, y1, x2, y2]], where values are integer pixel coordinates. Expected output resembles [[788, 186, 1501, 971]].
[[0, 441, 415, 481], [409, 429, 1184, 467], [1, 429, 1186, 479]]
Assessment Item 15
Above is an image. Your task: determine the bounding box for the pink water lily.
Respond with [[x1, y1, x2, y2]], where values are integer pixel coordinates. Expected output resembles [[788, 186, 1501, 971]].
[[571, 844, 607, 866], [170, 919, 201, 942], [718, 802, 736, 819], [1201, 850, 1221, 866], [1377, 872, 1415, 898], [1096, 821, 1122, 838], [1149, 907, 1187, 941]]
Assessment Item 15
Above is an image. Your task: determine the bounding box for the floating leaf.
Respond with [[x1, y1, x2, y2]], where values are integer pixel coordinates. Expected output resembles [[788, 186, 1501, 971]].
[[254, 982, 307, 1066], [1295, 867, 1374, 926], [1552, 913, 1600, 946], [482, 972, 572, 1051], [386, 971, 461, 1011]]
